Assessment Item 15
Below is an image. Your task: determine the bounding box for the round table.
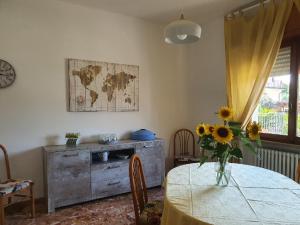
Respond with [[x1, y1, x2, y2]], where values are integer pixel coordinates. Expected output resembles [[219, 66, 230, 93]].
[[161, 163, 300, 225]]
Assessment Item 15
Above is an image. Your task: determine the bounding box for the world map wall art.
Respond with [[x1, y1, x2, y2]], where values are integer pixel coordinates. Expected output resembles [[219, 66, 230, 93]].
[[68, 59, 139, 112]]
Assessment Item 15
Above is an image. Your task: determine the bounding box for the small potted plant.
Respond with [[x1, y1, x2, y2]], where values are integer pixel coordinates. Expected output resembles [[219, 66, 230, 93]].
[[65, 132, 80, 147]]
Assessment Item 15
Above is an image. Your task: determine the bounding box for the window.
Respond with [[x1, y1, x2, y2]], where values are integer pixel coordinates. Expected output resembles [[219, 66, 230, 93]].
[[253, 38, 300, 143], [253, 47, 291, 136]]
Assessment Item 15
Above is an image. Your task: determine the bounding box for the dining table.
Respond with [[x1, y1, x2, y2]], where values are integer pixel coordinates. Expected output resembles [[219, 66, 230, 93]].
[[161, 163, 300, 225]]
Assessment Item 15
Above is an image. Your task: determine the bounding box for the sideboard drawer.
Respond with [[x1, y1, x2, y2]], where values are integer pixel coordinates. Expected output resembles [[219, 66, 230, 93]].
[[91, 176, 130, 199], [91, 160, 130, 198], [51, 151, 89, 171], [49, 151, 90, 179], [91, 160, 129, 181]]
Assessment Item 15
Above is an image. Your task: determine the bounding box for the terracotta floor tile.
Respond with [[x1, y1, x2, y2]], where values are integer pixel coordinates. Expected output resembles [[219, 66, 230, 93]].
[[5, 188, 163, 225]]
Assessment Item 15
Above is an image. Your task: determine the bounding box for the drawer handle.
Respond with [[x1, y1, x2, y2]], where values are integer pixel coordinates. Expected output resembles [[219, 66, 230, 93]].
[[63, 153, 79, 157], [108, 181, 120, 186], [107, 165, 120, 170], [144, 145, 153, 148]]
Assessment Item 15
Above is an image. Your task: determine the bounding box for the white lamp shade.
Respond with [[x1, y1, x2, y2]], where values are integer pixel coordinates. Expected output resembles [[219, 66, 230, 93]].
[[164, 19, 201, 44]]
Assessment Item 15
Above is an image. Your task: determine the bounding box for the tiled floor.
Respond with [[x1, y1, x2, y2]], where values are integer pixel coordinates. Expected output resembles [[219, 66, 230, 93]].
[[6, 188, 163, 225]]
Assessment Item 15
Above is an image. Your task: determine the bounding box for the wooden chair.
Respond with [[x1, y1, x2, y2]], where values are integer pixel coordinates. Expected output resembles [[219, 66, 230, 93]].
[[296, 159, 300, 183], [174, 129, 198, 167], [229, 158, 241, 163], [129, 154, 163, 225], [0, 144, 35, 225]]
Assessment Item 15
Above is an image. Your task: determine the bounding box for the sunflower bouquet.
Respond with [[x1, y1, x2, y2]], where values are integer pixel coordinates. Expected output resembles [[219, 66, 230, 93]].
[[196, 106, 261, 185]]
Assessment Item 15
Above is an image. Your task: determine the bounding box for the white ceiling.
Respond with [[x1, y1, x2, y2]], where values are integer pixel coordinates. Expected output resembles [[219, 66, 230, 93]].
[[59, 0, 253, 24]]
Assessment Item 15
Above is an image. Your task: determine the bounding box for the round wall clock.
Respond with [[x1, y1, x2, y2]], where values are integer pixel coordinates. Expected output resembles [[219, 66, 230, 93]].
[[0, 59, 16, 88]]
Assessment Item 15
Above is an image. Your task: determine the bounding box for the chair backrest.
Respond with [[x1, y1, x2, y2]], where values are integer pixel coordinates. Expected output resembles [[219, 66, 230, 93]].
[[174, 129, 195, 158], [0, 144, 11, 181], [296, 159, 300, 183], [229, 158, 241, 163], [129, 154, 148, 224]]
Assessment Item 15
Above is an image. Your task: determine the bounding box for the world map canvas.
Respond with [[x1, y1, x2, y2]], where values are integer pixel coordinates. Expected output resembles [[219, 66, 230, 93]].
[[68, 59, 139, 112]]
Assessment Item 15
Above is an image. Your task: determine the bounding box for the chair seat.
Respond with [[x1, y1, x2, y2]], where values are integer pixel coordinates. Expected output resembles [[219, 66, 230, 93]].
[[175, 156, 200, 162], [139, 200, 163, 225], [0, 180, 32, 196]]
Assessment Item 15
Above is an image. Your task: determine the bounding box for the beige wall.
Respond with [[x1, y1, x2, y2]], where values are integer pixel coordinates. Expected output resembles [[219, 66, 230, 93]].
[[186, 17, 227, 131], [0, 0, 227, 198], [0, 0, 189, 197]]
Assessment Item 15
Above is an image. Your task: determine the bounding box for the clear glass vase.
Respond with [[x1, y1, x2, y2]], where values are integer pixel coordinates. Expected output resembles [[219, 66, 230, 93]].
[[214, 159, 232, 186]]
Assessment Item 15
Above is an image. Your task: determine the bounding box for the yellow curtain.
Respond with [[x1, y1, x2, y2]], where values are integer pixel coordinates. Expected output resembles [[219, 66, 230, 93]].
[[225, 0, 293, 128], [295, 0, 300, 11]]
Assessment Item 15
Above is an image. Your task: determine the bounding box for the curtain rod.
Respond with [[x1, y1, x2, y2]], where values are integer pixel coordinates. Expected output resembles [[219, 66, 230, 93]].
[[226, 0, 270, 18]]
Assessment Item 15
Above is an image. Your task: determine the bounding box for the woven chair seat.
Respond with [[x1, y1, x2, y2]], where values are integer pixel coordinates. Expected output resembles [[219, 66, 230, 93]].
[[175, 155, 199, 161], [139, 200, 163, 225], [0, 180, 32, 196]]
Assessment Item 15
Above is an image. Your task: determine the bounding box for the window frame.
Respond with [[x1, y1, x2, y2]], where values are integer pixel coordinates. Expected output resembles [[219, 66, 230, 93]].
[[260, 37, 300, 144]]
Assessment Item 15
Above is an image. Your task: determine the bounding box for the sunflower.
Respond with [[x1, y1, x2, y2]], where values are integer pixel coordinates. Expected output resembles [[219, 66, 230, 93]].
[[212, 125, 233, 144], [247, 121, 261, 140], [205, 124, 215, 135], [218, 106, 233, 121], [196, 123, 206, 137]]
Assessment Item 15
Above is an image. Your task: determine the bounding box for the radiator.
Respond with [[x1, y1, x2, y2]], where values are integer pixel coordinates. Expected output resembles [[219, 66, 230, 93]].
[[255, 147, 300, 180]]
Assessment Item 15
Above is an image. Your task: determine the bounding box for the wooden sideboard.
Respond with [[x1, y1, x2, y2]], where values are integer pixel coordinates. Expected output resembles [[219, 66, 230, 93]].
[[43, 139, 165, 213]]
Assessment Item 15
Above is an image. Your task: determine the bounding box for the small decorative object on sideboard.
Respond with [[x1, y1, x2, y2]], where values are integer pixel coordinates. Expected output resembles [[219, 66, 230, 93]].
[[99, 133, 118, 144], [65, 132, 80, 146], [97, 151, 109, 162], [131, 129, 156, 141]]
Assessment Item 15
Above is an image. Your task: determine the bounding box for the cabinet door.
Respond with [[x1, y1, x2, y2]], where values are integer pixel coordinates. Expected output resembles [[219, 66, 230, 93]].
[[136, 141, 164, 187], [47, 150, 91, 208]]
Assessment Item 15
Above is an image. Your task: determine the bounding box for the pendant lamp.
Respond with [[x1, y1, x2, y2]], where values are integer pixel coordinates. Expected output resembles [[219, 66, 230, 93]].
[[164, 14, 201, 44]]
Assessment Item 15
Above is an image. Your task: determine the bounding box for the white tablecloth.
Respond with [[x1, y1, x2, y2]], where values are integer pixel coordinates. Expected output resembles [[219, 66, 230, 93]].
[[161, 163, 300, 225]]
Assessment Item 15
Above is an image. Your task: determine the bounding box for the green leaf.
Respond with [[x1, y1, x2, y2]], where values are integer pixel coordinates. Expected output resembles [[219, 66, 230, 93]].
[[230, 147, 243, 158], [256, 138, 262, 147], [197, 136, 202, 144], [199, 155, 209, 167], [211, 153, 217, 160], [200, 136, 216, 151], [216, 143, 228, 151], [230, 126, 242, 136], [241, 137, 257, 154]]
